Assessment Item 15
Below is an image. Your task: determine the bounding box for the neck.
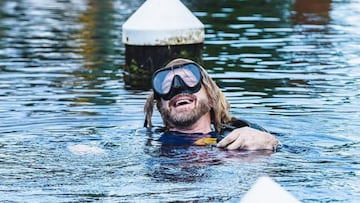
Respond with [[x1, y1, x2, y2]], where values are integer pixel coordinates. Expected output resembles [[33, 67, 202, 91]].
[[169, 112, 212, 133]]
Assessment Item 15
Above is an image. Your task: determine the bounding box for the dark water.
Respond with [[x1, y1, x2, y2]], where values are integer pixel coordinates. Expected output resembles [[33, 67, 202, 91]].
[[0, 0, 359, 202]]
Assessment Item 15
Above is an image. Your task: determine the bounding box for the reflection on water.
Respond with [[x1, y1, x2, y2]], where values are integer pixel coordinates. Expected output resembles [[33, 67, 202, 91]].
[[0, 0, 359, 202]]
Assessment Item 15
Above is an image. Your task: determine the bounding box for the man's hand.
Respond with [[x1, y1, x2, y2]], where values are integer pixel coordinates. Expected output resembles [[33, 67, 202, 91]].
[[217, 127, 279, 151]]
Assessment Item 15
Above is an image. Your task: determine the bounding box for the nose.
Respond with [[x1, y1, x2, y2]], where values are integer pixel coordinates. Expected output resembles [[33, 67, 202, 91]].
[[172, 75, 184, 89]]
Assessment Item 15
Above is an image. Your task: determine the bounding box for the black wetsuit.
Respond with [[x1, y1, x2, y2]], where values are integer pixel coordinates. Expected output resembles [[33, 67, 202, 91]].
[[218, 118, 268, 140], [158, 118, 269, 145]]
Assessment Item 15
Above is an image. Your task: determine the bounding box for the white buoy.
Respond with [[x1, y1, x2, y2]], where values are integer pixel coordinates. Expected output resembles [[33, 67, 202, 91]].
[[240, 176, 302, 203], [122, 0, 204, 45], [122, 0, 204, 89]]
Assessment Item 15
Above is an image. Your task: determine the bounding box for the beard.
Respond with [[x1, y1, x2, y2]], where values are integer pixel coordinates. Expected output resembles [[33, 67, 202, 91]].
[[158, 96, 212, 129]]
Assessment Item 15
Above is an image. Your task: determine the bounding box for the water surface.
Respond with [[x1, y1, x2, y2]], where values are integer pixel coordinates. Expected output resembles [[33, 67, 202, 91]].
[[0, 0, 359, 202]]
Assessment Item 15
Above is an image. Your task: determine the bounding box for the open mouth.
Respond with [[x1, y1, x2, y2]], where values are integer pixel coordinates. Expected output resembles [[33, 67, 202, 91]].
[[169, 94, 196, 108]]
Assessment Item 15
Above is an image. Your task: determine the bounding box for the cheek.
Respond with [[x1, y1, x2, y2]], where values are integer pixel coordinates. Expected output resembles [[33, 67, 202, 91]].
[[195, 88, 208, 99], [197, 89, 213, 106], [161, 100, 170, 109]]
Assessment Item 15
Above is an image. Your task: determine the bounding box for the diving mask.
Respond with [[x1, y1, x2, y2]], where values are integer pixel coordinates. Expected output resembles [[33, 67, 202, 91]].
[[152, 62, 203, 100]]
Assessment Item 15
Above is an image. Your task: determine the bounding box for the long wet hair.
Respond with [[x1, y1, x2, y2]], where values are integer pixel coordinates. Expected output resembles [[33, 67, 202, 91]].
[[144, 58, 233, 132]]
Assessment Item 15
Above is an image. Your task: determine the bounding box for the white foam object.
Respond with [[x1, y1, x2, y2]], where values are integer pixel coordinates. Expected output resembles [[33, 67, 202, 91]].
[[122, 0, 204, 45], [240, 176, 302, 203], [68, 144, 106, 155]]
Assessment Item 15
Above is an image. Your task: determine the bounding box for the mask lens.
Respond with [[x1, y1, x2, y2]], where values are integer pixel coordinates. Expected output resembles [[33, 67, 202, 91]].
[[152, 63, 202, 96]]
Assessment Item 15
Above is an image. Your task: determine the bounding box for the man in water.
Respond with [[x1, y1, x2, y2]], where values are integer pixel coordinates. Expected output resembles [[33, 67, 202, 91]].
[[144, 58, 279, 151]]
